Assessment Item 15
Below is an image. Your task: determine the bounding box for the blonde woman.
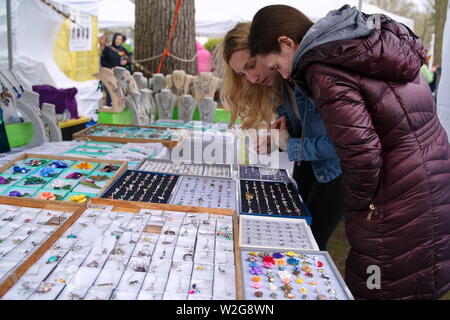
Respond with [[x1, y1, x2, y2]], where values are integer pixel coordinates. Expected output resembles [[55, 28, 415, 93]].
[[220, 22, 344, 250]]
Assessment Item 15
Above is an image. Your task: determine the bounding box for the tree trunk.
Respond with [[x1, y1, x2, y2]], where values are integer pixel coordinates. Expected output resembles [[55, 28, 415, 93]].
[[434, 0, 449, 67], [135, 0, 197, 76]]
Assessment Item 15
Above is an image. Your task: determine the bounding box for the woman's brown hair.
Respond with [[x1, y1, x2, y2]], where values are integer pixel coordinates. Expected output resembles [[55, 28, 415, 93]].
[[249, 5, 313, 56]]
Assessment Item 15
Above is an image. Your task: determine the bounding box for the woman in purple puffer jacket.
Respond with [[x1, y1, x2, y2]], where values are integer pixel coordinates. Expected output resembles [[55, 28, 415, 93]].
[[248, 5, 450, 300]]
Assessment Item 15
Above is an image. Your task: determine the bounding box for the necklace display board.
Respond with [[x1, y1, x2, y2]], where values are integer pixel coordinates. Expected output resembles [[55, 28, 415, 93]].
[[73, 124, 188, 149], [197, 98, 217, 123], [0, 154, 127, 205], [138, 159, 232, 178], [178, 95, 196, 122], [166, 70, 193, 100], [133, 72, 149, 90], [0, 197, 85, 298], [239, 180, 312, 225], [239, 249, 353, 300], [1, 200, 239, 300], [155, 89, 177, 120], [93, 68, 126, 113], [193, 72, 220, 101], [239, 215, 319, 251], [151, 74, 166, 95], [239, 166, 291, 183]]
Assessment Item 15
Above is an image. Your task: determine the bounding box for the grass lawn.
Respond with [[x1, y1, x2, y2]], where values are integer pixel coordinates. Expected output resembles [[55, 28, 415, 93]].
[[327, 221, 450, 300]]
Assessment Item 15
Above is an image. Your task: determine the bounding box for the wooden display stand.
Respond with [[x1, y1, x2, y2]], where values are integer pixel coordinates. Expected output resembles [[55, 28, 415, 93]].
[[0, 197, 87, 298], [0, 153, 128, 207], [73, 123, 188, 149]]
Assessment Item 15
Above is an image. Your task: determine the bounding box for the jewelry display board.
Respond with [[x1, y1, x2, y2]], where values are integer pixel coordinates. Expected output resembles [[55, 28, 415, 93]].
[[73, 124, 188, 149], [138, 159, 232, 178], [239, 180, 312, 224], [0, 154, 127, 205], [101, 170, 179, 204], [0, 197, 85, 298], [170, 176, 237, 210], [1, 202, 239, 300], [239, 216, 319, 251], [239, 249, 353, 300], [239, 166, 291, 183]]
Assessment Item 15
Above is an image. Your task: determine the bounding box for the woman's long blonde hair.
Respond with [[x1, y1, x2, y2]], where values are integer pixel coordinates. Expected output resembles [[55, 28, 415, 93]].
[[218, 22, 280, 130]]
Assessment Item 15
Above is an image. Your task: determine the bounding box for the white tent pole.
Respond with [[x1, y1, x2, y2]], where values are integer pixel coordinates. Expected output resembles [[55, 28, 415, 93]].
[[6, 0, 13, 70], [359, 0, 363, 11]]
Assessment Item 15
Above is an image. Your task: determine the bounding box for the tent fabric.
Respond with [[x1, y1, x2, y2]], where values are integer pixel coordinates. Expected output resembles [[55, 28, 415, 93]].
[[98, 0, 135, 29], [96, 0, 415, 36], [437, 2, 450, 139], [0, 0, 101, 118], [50, 0, 99, 16]]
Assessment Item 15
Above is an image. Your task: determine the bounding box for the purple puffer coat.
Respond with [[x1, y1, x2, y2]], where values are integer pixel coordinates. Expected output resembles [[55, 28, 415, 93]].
[[294, 17, 450, 299]]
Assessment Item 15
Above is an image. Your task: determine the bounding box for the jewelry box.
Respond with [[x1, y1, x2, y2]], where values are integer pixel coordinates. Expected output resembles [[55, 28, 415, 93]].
[[239, 215, 319, 251], [73, 123, 188, 149], [0, 153, 127, 205], [138, 158, 232, 179], [239, 179, 312, 224], [239, 249, 353, 300], [170, 176, 237, 210], [1, 201, 239, 300], [239, 165, 291, 183], [101, 170, 179, 204]]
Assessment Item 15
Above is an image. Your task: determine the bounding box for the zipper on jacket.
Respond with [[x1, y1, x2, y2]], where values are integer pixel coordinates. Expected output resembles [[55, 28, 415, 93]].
[[366, 203, 379, 222]]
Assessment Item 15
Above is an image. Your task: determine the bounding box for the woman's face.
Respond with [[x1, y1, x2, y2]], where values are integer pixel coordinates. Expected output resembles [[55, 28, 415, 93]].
[[228, 49, 278, 86], [256, 40, 297, 80], [114, 35, 124, 47]]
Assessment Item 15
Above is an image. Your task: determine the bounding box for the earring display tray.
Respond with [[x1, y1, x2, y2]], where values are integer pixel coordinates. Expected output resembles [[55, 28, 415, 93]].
[[73, 124, 188, 149], [101, 170, 179, 204], [0, 154, 127, 205], [170, 176, 237, 210], [239, 215, 319, 251], [240, 249, 353, 300], [239, 166, 291, 183], [0, 197, 85, 298], [239, 180, 311, 224], [0, 204, 70, 282], [138, 159, 232, 179], [1, 204, 237, 300]]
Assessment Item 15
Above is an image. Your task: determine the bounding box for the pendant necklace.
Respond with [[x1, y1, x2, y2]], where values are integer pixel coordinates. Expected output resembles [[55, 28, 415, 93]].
[[158, 93, 174, 119]]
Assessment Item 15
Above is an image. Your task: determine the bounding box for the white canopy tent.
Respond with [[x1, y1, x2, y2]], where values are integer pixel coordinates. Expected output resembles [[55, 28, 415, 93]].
[[0, 0, 101, 118], [97, 0, 415, 35], [437, 2, 450, 139]]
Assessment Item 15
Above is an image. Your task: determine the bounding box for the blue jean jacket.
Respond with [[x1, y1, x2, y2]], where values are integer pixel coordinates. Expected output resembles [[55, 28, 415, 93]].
[[278, 84, 342, 183]]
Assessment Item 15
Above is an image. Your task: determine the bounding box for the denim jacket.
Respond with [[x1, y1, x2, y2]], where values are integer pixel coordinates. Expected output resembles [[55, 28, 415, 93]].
[[277, 83, 342, 183]]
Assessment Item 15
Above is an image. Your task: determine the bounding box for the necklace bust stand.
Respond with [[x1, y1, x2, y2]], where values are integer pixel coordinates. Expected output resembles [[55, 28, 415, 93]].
[[41, 103, 63, 142], [14, 90, 49, 148], [114, 67, 144, 125], [193, 72, 220, 101], [139, 88, 155, 125], [151, 73, 166, 95], [93, 67, 126, 113], [166, 70, 193, 104], [155, 89, 176, 120], [133, 72, 149, 90], [198, 97, 217, 123], [178, 94, 195, 122], [114, 67, 140, 95]]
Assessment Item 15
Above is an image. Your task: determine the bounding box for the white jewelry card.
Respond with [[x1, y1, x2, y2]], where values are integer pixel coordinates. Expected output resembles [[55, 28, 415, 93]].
[[141, 273, 168, 292], [136, 291, 164, 300], [57, 285, 90, 300], [117, 271, 146, 291], [84, 287, 114, 300], [111, 289, 139, 300]]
